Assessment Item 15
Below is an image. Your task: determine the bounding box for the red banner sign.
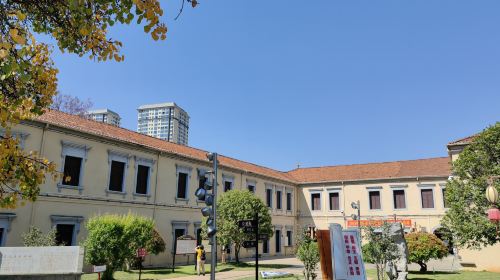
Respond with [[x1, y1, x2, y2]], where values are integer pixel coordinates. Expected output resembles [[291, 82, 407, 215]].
[[346, 219, 412, 228], [136, 248, 147, 258]]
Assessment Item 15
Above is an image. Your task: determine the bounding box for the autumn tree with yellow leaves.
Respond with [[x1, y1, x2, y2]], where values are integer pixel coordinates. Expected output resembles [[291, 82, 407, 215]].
[[0, 0, 196, 208]]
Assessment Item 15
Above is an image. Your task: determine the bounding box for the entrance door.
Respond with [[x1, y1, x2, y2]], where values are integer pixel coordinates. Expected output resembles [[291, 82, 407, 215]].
[[56, 224, 75, 246], [275, 230, 281, 253]]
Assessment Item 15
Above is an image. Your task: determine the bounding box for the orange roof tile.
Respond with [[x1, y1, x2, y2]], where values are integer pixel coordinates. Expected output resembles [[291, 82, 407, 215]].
[[448, 134, 477, 146], [286, 157, 451, 184], [34, 110, 296, 183]]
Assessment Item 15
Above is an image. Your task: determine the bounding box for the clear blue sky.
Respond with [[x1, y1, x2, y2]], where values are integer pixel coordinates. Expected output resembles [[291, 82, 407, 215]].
[[51, 0, 500, 171]]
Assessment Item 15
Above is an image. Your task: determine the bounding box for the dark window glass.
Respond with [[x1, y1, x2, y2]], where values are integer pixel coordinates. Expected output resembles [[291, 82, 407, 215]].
[[369, 191, 381, 210], [329, 192, 340, 210], [0, 228, 4, 246], [266, 189, 272, 207], [177, 172, 188, 199], [311, 193, 321, 210], [247, 185, 255, 193], [108, 160, 125, 192], [263, 239, 269, 253], [442, 188, 448, 208], [421, 189, 434, 208], [173, 228, 186, 251], [287, 230, 292, 246], [136, 165, 149, 194], [275, 230, 281, 253], [56, 224, 75, 246], [63, 156, 82, 186], [393, 190, 406, 209], [276, 191, 282, 209], [196, 228, 202, 245], [224, 181, 232, 192], [286, 193, 292, 211]]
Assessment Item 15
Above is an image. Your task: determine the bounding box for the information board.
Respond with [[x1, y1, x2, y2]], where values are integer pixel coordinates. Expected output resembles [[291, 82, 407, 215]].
[[329, 224, 366, 280], [176, 239, 197, 255]]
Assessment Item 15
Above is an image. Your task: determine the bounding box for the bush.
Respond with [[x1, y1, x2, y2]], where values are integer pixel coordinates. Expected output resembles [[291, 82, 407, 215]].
[[22, 226, 57, 247], [405, 232, 448, 272], [296, 228, 319, 280], [362, 223, 399, 280], [83, 214, 155, 280]]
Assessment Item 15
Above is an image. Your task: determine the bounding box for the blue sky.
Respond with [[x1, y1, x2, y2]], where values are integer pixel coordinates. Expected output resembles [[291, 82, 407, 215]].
[[51, 0, 500, 171]]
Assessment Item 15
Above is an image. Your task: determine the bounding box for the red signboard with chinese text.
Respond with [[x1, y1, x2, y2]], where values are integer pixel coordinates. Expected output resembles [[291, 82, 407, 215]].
[[347, 219, 411, 228], [136, 248, 147, 258]]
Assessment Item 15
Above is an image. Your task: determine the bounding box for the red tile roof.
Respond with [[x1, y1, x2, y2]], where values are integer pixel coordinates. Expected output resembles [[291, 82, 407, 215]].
[[34, 110, 296, 183], [286, 157, 451, 184], [33, 110, 451, 185], [448, 134, 477, 146]]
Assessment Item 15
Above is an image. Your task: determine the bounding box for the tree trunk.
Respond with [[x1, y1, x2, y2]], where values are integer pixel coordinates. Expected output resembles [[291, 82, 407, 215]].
[[418, 261, 427, 272], [235, 245, 240, 263], [101, 268, 114, 280]]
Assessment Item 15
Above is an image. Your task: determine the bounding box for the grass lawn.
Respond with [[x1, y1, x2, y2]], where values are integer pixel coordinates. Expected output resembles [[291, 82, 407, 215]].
[[366, 269, 500, 280], [81, 262, 291, 280]]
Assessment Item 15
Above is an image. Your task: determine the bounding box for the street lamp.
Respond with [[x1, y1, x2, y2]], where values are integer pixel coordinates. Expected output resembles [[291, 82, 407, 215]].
[[351, 200, 360, 230], [486, 176, 500, 234]]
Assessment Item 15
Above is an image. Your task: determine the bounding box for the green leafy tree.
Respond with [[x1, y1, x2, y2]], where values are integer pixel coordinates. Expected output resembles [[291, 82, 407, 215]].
[[405, 232, 448, 272], [22, 226, 57, 246], [442, 123, 500, 248], [362, 223, 399, 280], [296, 227, 319, 280], [201, 190, 273, 263], [84, 213, 155, 280], [0, 0, 196, 208]]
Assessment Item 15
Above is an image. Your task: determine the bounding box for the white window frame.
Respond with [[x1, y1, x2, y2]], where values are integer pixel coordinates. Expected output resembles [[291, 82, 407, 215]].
[[133, 156, 155, 197], [440, 184, 448, 209], [175, 164, 192, 201], [308, 189, 323, 211], [50, 215, 84, 246], [390, 185, 408, 210], [418, 184, 436, 209], [0, 213, 16, 246], [222, 174, 235, 192], [106, 150, 129, 195], [326, 187, 342, 212], [366, 186, 383, 211], [274, 225, 283, 254], [275, 186, 283, 210], [58, 141, 91, 193], [285, 188, 293, 212], [285, 225, 293, 247], [246, 179, 257, 193], [171, 220, 189, 253]]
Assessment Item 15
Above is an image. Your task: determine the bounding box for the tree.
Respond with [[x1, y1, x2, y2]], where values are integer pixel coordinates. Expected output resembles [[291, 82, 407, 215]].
[[84, 213, 155, 280], [22, 226, 57, 247], [296, 227, 319, 280], [362, 223, 399, 280], [405, 232, 448, 272], [442, 123, 500, 248], [201, 190, 273, 263], [50, 93, 93, 116], [0, 0, 196, 208]]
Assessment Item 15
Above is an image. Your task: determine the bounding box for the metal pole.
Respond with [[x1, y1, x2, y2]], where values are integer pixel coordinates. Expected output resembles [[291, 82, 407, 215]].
[[172, 239, 177, 273], [357, 200, 361, 230], [255, 211, 259, 280], [210, 153, 218, 280]]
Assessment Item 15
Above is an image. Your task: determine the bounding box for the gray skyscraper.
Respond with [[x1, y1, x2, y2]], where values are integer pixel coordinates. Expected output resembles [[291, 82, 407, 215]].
[[86, 109, 121, 126], [137, 102, 189, 145]]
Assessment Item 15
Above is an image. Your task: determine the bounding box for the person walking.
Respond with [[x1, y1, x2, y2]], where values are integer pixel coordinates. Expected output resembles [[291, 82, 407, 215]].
[[195, 245, 206, 276]]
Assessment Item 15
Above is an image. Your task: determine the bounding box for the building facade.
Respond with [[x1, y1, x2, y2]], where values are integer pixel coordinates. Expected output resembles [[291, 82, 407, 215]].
[[137, 102, 189, 145], [86, 109, 121, 126], [1, 110, 499, 271]]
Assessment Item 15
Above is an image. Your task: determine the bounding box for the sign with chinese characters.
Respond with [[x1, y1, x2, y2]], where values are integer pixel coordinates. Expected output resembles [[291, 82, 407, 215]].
[[238, 219, 257, 228], [329, 224, 366, 280], [136, 248, 147, 258], [93, 265, 106, 273], [176, 239, 197, 255], [346, 219, 412, 228]]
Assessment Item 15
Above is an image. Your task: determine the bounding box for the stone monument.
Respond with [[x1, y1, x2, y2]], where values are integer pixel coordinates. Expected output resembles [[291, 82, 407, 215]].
[[385, 223, 408, 280]]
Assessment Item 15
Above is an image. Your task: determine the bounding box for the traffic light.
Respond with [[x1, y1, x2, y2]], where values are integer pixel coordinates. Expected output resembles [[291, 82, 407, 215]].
[[195, 153, 218, 239]]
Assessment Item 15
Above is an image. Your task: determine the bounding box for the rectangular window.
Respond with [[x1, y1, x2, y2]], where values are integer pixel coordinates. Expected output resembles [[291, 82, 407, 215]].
[[55, 224, 75, 246], [177, 172, 188, 199], [421, 189, 434, 208], [135, 165, 150, 194], [266, 189, 272, 207], [263, 239, 269, 254], [276, 190, 282, 210], [369, 191, 381, 210], [442, 188, 448, 208], [275, 230, 281, 253], [63, 156, 82, 186], [247, 185, 255, 193], [329, 192, 340, 210], [311, 193, 321, 211], [393, 190, 406, 209], [108, 160, 125, 192], [224, 181, 232, 192], [286, 230, 292, 246], [286, 192, 292, 211]]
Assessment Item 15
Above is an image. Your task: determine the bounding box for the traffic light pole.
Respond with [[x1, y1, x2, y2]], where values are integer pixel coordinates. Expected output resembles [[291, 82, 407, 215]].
[[255, 212, 259, 280], [210, 153, 218, 280]]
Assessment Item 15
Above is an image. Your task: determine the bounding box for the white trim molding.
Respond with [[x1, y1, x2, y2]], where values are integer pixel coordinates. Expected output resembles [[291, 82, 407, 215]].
[[50, 215, 84, 246]]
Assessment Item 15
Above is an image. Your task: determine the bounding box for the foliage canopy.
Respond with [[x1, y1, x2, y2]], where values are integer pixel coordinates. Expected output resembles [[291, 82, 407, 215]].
[[405, 232, 448, 272]]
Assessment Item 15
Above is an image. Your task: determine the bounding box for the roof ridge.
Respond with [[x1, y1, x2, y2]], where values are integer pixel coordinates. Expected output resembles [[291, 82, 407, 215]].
[[287, 156, 449, 172]]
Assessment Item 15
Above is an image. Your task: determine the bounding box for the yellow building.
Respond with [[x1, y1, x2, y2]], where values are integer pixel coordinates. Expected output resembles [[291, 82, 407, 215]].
[[1, 110, 498, 271]]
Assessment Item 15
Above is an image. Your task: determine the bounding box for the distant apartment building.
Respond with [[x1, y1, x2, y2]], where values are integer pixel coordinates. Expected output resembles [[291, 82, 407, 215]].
[[86, 109, 121, 126], [137, 102, 190, 145]]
